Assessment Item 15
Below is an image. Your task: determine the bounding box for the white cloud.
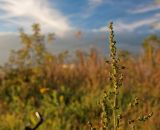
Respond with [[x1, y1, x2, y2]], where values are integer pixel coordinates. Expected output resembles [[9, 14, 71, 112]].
[[82, 0, 107, 18], [0, 0, 72, 37], [128, 2, 160, 14], [92, 14, 160, 33], [114, 19, 157, 32], [0, 32, 18, 36], [151, 22, 160, 30]]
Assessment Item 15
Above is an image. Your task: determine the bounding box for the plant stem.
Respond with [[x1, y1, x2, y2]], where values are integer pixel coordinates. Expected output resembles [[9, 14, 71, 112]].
[[108, 22, 118, 130]]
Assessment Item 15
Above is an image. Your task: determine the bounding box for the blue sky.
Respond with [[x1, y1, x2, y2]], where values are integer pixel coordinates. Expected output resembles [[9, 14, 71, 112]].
[[0, 0, 160, 63]]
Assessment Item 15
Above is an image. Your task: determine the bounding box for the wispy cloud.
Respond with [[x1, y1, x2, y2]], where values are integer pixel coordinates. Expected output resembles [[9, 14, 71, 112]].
[[81, 0, 107, 18], [0, 0, 72, 37], [88, 0, 104, 8], [92, 14, 160, 33], [128, 2, 160, 14], [114, 19, 157, 32]]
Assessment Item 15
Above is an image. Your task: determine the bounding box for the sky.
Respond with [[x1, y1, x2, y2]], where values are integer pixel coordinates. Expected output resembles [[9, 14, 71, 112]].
[[0, 0, 160, 63]]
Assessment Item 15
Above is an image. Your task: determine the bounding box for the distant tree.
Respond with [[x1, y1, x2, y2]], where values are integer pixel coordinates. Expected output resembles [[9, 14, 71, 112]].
[[7, 23, 55, 68], [142, 34, 160, 64]]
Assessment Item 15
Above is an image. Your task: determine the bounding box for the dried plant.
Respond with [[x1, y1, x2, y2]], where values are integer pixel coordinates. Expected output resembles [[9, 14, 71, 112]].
[[89, 22, 153, 130]]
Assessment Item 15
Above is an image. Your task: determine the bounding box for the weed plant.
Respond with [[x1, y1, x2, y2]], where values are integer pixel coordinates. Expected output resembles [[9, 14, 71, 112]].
[[89, 22, 153, 130]]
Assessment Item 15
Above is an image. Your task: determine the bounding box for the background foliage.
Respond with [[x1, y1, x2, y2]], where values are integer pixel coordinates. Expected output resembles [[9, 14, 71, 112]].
[[0, 24, 159, 130]]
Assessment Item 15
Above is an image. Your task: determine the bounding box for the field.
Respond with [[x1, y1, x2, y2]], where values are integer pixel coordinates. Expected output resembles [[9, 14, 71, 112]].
[[0, 23, 159, 130]]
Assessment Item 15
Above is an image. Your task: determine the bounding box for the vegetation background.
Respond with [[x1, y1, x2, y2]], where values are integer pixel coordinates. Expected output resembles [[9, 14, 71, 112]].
[[0, 23, 159, 130]]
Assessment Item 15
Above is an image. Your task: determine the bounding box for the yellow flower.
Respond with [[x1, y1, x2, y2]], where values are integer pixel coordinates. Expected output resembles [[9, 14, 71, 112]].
[[40, 87, 49, 94], [59, 95, 64, 104]]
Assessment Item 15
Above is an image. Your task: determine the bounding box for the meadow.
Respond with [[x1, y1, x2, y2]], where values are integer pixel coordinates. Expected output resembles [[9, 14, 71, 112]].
[[0, 23, 159, 130]]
